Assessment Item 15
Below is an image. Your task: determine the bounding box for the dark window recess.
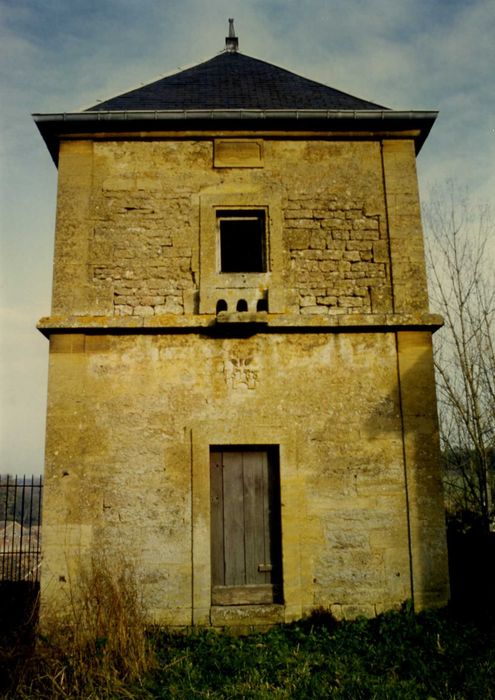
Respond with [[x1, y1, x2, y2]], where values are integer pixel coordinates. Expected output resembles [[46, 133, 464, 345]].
[[218, 210, 266, 273]]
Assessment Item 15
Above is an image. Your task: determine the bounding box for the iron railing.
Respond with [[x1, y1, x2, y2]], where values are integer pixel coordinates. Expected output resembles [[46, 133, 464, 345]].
[[0, 475, 42, 582]]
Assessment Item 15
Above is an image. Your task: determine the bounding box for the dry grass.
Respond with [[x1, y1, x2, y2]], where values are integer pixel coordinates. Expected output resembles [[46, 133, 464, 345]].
[[4, 553, 154, 699]]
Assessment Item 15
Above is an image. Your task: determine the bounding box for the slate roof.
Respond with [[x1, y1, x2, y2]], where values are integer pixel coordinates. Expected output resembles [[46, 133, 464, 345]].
[[34, 43, 437, 164], [87, 51, 387, 112]]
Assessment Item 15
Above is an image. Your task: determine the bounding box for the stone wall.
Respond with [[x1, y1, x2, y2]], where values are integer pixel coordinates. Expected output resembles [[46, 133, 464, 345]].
[[285, 198, 390, 314], [91, 192, 195, 317], [42, 330, 448, 625], [51, 138, 425, 318], [41, 133, 447, 627]]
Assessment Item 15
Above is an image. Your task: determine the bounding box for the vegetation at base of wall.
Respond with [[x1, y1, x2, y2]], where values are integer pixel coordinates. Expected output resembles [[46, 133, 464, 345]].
[[0, 553, 155, 699], [1, 604, 495, 699]]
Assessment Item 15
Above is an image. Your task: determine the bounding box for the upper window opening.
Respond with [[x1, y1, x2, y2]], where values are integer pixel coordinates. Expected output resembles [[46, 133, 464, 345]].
[[217, 210, 266, 273]]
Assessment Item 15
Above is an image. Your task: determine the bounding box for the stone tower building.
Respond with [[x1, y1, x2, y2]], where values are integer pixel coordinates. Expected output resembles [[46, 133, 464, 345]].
[[35, 25, 449, 627]]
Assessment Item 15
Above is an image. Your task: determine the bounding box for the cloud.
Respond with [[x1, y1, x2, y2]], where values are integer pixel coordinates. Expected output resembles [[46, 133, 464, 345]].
[[1, 0, 494, 474]]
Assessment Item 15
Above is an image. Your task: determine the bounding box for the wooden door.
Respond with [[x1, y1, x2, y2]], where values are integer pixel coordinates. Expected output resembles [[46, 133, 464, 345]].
[[210, 448, 283, 605]]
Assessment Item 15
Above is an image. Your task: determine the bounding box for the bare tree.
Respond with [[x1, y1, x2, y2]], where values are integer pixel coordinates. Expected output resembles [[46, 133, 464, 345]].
[[424, 183, 495, 532]]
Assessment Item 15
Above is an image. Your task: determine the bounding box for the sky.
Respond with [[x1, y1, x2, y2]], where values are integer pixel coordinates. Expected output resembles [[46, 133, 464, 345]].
[[1, 0, 494, 475]]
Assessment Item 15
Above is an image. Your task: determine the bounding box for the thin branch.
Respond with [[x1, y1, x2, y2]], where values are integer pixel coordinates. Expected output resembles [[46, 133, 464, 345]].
[[424, 182, 495, 531]]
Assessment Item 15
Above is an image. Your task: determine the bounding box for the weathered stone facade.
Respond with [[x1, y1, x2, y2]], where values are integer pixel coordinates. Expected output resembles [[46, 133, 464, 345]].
[[36, 48, 449, 627]]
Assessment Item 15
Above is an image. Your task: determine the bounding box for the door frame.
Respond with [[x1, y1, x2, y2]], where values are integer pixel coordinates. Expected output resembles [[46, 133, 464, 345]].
[[210, 446, 283, 605], [191, 422, 309, 625]]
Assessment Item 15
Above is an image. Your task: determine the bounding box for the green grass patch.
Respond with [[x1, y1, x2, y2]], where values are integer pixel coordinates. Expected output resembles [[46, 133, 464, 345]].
[[3, 606, 495, 699], [138, 606, 495, 700]]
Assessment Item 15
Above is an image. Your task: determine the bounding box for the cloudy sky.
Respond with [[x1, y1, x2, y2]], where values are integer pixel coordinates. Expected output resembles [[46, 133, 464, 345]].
[[1, 0, 494, 475]]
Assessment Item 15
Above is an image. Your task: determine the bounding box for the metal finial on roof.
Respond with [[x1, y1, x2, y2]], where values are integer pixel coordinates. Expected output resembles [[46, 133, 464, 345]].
[[225, 18, 238, 52]]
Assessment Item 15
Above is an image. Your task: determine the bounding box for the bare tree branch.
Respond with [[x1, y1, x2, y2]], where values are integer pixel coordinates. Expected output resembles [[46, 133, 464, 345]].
[[424, 182, 495, 532]]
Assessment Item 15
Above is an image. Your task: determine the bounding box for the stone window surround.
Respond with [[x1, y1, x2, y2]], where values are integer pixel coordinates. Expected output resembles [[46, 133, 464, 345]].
[[198, 190, 286, 314]]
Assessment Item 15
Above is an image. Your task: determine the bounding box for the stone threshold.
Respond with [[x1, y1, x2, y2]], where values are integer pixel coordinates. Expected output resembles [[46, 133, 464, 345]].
[[210, 603, 286, 628]]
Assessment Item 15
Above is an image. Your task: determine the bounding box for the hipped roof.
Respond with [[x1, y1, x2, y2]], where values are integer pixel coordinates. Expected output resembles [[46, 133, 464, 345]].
[[33, 48, 437, 164], [86, 51, 386, 112]]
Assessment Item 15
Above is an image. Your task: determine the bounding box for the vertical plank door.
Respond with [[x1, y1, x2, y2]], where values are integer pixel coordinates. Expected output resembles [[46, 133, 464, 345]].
[[210, 448, 282, 605]]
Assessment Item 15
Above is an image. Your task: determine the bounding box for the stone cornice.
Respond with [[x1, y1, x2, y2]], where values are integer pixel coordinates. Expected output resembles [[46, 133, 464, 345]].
[[33, 110, 438, 164], [37, 312, 443, 337]]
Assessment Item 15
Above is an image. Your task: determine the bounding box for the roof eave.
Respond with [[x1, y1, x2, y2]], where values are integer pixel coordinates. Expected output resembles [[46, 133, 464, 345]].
[[33, 109, 438, 165]]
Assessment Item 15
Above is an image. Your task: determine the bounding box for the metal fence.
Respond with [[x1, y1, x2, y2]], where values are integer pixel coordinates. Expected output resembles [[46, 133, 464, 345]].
[[0, 475, 42, 582]]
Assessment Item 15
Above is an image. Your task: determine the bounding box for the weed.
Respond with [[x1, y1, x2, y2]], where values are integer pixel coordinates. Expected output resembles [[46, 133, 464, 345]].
[[145, 607, 495, 699], [2, 552, 154, 699], [2, 601, 495, 699]]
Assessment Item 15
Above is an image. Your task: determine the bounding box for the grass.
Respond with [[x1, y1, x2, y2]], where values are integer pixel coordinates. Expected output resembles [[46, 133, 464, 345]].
[[140, 606, 495, 700], [3, 603, 494, 699], [1, 551, 494, 699]]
